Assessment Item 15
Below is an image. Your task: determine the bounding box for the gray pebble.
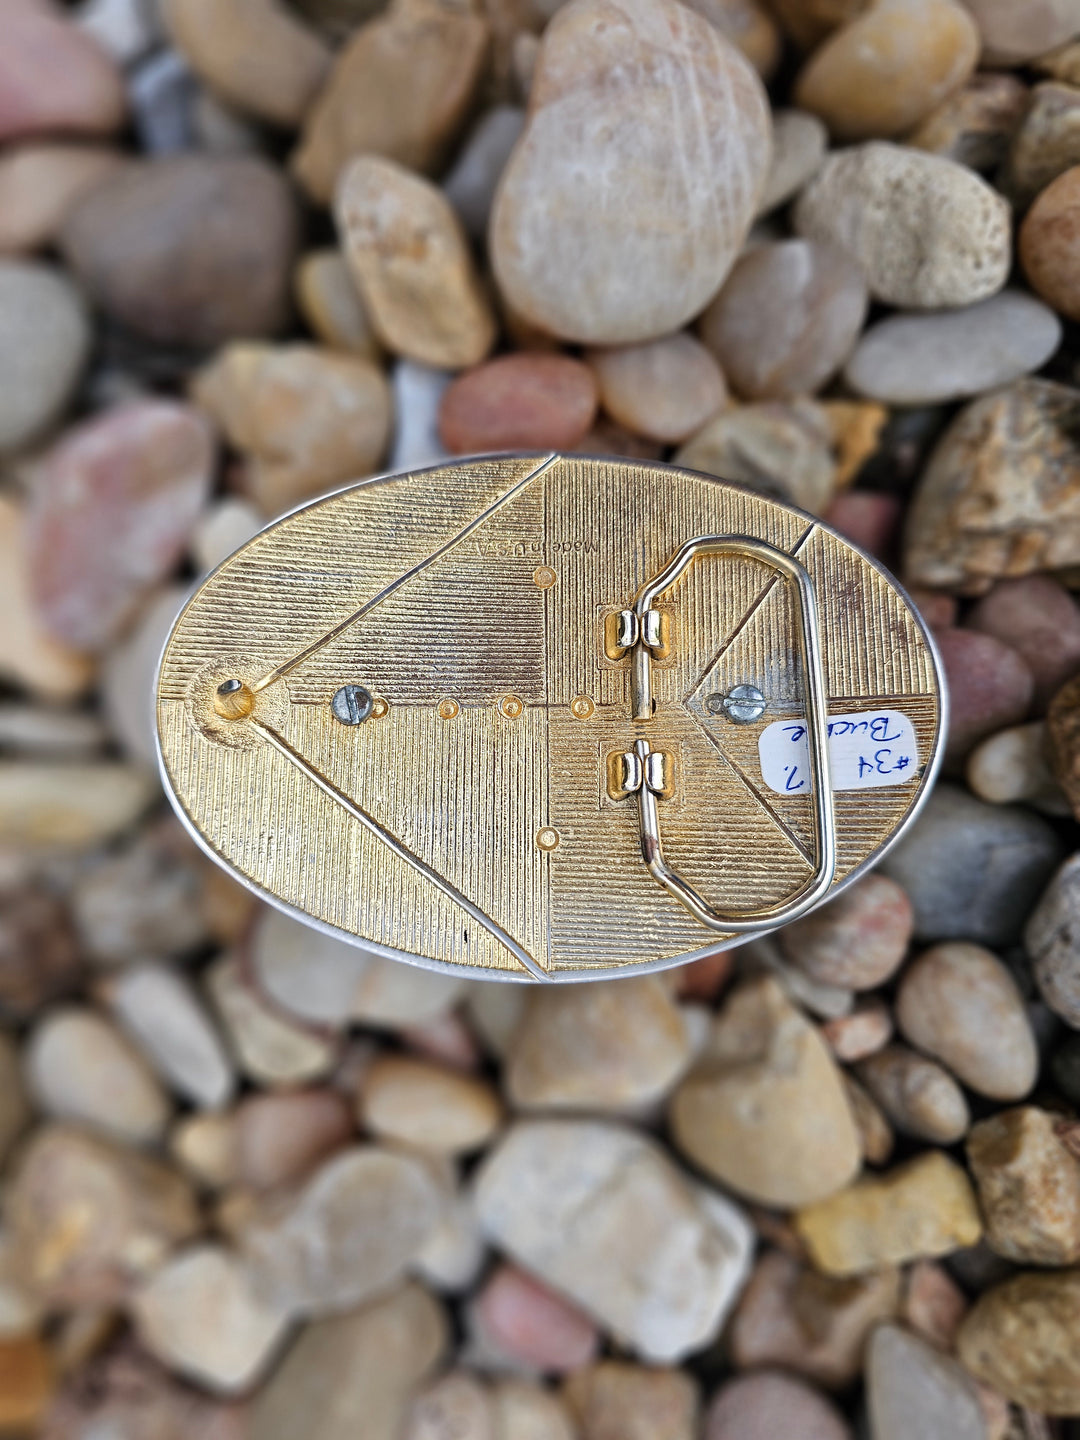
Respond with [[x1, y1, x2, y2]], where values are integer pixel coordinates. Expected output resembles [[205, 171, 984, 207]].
[[0, 260, 90, 454]]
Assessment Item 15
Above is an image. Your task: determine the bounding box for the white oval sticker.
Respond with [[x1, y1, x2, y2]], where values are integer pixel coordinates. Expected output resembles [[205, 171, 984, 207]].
[[758, 710, 920, 796]]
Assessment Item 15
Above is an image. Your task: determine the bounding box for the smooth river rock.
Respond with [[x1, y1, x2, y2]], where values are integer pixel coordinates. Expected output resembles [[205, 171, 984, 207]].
[[779, 872, 912, 990], [1020, 164, 1080, 324], [845, 291, 1062, 407], [795, 142, 1011, 310], [866, 1324, 987, 1440], [588, 333, 727, 443], [474, 1119, 753, 1363], [669, 976, 862, 1208], [0, 259, 90, 454], [1025, 853, 1080, 1028], [489, 0, 772, 345]]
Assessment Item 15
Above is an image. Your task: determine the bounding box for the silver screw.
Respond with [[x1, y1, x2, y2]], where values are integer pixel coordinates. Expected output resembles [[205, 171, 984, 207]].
[[217, 678, 243, 695], [707, 684, 767, 724], [331, 685, 374, 725]]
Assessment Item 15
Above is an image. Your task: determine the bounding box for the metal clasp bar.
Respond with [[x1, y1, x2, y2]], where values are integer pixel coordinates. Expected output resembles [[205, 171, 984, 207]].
[[626, 534, 836, 934]]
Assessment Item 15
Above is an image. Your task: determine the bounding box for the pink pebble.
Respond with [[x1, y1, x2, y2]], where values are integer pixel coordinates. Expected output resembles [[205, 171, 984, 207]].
[[472, 1264, 600, 1375], [0, 1, 126, 143], [26, 399, 215, 652], [967, 574, 1080, 712], [670, 951, 733, 1002], [234, 1088, 353, 1192], [438, 352, 598, 454], [706, 1372, 851, 1440], [906, 587, 958, 633], [821, 1000, 893, 1062], [824, 489, 902, 562], [400, 1008, 482, 1071], [936, 627, 1034, 765]]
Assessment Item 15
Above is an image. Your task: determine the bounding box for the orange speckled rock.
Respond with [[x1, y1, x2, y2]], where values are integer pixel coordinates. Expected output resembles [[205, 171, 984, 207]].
[[1021, 166, 1080, 323]]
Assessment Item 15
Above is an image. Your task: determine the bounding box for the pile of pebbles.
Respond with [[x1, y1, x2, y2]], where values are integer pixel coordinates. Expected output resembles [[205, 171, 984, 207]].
[[6, 0, 1080, 1434]]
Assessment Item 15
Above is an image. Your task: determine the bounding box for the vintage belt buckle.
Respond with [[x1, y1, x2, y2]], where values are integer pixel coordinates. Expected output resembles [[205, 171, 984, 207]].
[[156, 453, 946, 983]]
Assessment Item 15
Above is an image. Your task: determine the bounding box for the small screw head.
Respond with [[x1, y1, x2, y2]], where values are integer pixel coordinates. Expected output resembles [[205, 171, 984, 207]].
[[533, 566, 557, 590], [331, 685, 374, 725], [536, 827, 560, 851], [709, 684, 767, 724], [570, 695, 595, 719], [499, 694, 524, 719], [213, 678, 255, 720], [438, 698, 460, 720]]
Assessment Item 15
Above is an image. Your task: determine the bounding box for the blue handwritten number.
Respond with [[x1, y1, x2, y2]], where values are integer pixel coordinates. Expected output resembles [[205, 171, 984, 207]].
[[784, 764, 806, 792]]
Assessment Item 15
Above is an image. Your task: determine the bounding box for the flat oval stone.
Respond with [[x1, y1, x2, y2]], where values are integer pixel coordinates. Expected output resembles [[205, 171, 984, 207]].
[[0, 259, 90, 454], [439, 353, 598, 453], [489, 0, 771, 344], [845, 291, 1062, 406], [795, 142, 1011, 309], [1020, 165, 1080, 323], [60, 155, 299, 347], [867, 1324, 986, 1440], [856, 1045, 970, 1145], [794, 0, 979, 142], [587, 332, 727, 442], [700, 238, 867, 400]]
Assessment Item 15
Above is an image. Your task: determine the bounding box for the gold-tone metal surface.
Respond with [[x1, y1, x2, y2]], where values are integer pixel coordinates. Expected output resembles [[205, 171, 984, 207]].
[[156, 453, 945, 983]]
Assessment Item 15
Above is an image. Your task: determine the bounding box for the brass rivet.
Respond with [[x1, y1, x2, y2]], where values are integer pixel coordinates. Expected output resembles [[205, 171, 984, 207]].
[[438, 698, 460, 720], [570, 695, 595, 719], [536, 827, 560, 851], [533, 566, 557, 589], [213, 679, 255, 720], [371, 698, 389, 718], [499, 694, 524, 719]]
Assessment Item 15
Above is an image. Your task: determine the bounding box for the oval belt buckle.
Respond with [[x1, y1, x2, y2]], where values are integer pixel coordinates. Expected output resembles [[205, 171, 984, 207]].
[[156, 453, 946, 984]]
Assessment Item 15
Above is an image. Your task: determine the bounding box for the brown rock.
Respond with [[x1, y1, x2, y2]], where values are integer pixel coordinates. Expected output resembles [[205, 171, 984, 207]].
[[699, 240, 867, 401], [901, 1260, 968, 1349], [193, 342, 391, 516], [0, 1336, 52, 1432], [906, 72, 1029, 173], [0, 0, 126, 141], [1021, 165, 1080, 322], [896, 942, 1038, 1100], [794, 0, 979, 143], [489, 0, 771, 346], [0, 883, 81, 1020], [359, 1055, 502, 1155], [235, 1089, 353, 1192], [587, 333, 727, 444], [1048, 674, 1080, 820], [675, 400, 837, 514], [903, 380, 1080, 595], [856, 1044, 970, 1145], [0, 496, 93, 701], [958, 1271, 1080, 1414], [795, 143, 1011, 310], [505, 975, 692, 1112], [564, 1361, 699, 1440], [26, 399, 214, 652], [336, 155, 496, 369], [824, 490, 902, 562], [936, 628, 1034, 765], [705, 1372, 851, 1440], [961, 0, 1080, 66], [294, 249, 383, 360], [968, 576, 1080, 713], [61, 155, 299, 348], [7, 1124, 200, 1306], [439, 352, 598, 454], [0, 144, 125, 255], [293, 0, 489, 204], [779, 873, 913, 990], [1001, 82, 1080, 209], [729, 1248, 900, 1389], [162, 0, 332, 127], [794, 1151, 983, 1276], [670, 976, 862, 1209], [967, 1107, 1080, 1265]]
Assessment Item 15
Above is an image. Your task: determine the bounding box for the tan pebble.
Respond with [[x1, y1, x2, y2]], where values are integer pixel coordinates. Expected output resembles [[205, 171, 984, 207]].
[[587, 333, 727, 443], [843, 1074, 895, 1166], [0, 496, 93, 702], [336, 155, 496, 369], [6, 1124, 200, 1306], [675, 400, 837, 514], [506, 975, 692, 1112], [967, 1106, 1080, 1265], [896, 942, 1037, 1100], [0, 763, 152, 852], [958, 1270, 1080, 1414], [906, 72, 1030, 173], [403, 1371, 492, 1440], [206, 954, 340, 1089], [162, 0, 332, 128], [780, 873, 913, 990], [0, 145, 126, 255], [967, 722, 1068, 814], [1021, 165, 1080, 322], [794, 1150, 982, 1276], [794, 0, 979, 142], [564, 1361, 699, 1440], [1000, 82, 1080, 208], [901, 1260, 968, 1350], [669, 976, 862, 1209], [1037, 37, 1080, 84], [292, 0, 489, 203], [769, 0, 868, 49], [729, 1248, 900, 1389], [235, 1088, 353, 1192], [360, 1055, 501, 1156], [439, 352, 598, 455], [795, 142, 1011, 309], [0, 1336, 53, 1432], [961, 0, 1080, 66], [492, 1379, 577, 1440], [903, 379, 1080, 595], [700, 238, 867, 400], [192, 342, 391, 516], [821, 400, 889, 489], [171, 1112, 239, 1190], [294, 249, 382, 361], [856, 1044, 970, 1144], [489, 0, 771, 345], [757, 109, 828, 214], [821, 1001, 893, 1063], [689, 0, 780, 76], [132, 1244, 290, 1396]]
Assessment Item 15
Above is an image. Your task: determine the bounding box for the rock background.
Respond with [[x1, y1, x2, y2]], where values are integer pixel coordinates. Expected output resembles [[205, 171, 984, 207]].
[[4, 0, 1080, 1435]]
